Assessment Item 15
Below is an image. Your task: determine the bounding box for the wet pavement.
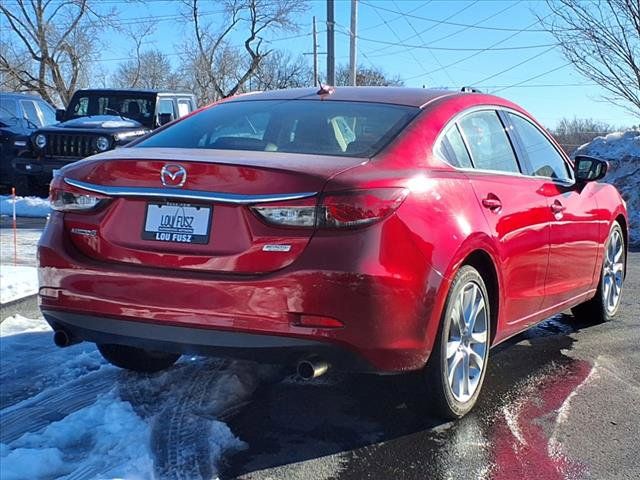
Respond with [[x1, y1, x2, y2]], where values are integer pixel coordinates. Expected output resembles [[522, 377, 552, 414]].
[[222, 251, 640, 480]]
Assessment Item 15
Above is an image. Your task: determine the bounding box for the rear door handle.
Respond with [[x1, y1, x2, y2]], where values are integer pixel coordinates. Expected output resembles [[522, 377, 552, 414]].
[[482, 195, 502, 211]]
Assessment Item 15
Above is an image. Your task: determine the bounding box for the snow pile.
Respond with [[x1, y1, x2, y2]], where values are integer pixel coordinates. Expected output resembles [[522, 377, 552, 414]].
[[0, 315, 265, 479], [0, 266, 38, 304], [0, 195, 50, 218], [575, 130, 640, 246]]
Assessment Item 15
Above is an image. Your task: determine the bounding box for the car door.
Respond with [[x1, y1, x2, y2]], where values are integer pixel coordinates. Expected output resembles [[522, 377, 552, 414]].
[[505, 112, 600, 308], [455, 109, 551, 333]]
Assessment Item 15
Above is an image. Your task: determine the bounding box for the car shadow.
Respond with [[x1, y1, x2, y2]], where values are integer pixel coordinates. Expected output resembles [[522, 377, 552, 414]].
[[221, 313, 598, 479]]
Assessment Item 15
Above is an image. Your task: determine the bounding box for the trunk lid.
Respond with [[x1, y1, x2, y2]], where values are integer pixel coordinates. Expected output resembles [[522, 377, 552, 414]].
[[62, 147, 365, 274]]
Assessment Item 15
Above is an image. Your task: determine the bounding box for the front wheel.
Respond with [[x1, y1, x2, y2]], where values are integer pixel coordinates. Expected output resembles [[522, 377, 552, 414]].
[[423, 265, 491, 419], [572, 221, 625, 323], [97, 343, 181, 373]]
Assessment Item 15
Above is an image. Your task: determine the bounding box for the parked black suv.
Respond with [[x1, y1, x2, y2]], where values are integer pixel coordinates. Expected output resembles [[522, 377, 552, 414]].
[[1, 92, 57, 193], [14, 89, 197, 191]]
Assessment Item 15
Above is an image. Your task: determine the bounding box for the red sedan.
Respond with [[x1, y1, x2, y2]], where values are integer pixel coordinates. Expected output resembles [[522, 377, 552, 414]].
[[38, 87, 628, 418]]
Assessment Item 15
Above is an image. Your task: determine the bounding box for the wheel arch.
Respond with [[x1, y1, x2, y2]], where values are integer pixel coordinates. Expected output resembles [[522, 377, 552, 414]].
[[614, 213, 628, 279]]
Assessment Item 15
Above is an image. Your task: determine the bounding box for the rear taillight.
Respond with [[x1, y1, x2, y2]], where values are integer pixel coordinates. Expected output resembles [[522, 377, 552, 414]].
[[50, 177, 110, 212], [251, 188, 408, 229]]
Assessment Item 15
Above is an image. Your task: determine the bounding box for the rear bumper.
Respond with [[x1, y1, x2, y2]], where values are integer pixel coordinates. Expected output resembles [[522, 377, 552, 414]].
[[43, 309, 372, 370], [38, 212, 446, 372]]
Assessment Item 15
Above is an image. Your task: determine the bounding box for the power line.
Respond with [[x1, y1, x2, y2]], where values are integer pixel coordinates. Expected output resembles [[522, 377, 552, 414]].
[[389, 0, 456, 84], [345, 32, 555, 52], [359, 0, 552, 33], [401, 14, 555, 82], [362, 0, 479, 57], [490, 63, 574, 94], [470, 45, 558, 85]]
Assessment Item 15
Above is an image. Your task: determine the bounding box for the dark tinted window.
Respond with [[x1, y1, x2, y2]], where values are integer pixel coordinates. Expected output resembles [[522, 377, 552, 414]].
[[67, 93, 155, 126], [37, 100, 57, 126], [459, 111, 520, 173], [136, 100, 419, 157], [437, 124, 473, 168], [0, 98, 18, 126], [20, 100, 42, 127], [508, 113, 571, 181]]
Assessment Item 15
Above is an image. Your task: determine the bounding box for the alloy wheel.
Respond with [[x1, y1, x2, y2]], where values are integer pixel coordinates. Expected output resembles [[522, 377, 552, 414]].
[[445, 282, 489, 403], [602, 228, 624, 314]]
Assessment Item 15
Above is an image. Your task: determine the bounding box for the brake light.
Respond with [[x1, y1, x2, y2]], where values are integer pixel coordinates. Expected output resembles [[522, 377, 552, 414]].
[[50, 177, 110, 212], [251, 188, 408, 229], [320, 189, 408, 228]]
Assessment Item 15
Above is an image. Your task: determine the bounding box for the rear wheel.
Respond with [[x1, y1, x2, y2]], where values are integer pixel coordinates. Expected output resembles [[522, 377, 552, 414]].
[[571, 221, 625, 323], [97, 343, 180, 373], [424, 265, 490, 419]]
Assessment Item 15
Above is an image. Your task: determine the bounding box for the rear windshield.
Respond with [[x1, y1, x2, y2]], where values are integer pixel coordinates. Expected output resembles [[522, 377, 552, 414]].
[[135, 100, 419, 157]]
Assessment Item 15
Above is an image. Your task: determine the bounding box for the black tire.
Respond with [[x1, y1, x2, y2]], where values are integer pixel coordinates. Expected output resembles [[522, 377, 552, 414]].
[[423, 265, 491, 419], [571, 221, 625, 324], [97, 343, 180, 373]]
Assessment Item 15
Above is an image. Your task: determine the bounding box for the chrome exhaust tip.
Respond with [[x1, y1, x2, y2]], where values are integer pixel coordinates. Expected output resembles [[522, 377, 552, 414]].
[[53, 329, 80, 348], [297, 356, 329, 380]]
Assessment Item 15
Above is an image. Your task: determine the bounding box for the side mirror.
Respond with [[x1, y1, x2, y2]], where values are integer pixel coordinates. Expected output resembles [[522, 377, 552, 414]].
[[55, 109, 66, 121], [574, 155, 608, 183], [157, 113, 173, 126]]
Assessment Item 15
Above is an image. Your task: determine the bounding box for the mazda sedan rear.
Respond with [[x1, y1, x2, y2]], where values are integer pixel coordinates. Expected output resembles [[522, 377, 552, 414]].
[[39, 87, 627, 418]]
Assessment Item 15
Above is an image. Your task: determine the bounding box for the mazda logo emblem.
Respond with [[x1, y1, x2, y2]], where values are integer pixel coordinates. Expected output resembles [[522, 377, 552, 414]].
[[160, 164, 187, 188]]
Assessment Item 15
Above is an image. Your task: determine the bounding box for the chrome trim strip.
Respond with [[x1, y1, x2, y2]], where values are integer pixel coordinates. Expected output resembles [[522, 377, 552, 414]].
[[64, 178, 317, 204]]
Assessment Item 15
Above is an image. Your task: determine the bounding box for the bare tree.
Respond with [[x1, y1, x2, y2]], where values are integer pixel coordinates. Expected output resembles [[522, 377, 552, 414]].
[[335, 65, 404, 87], [541, 0, 640, 115], [552, 117, 615, 155], [249, 50, 312, 90], [180, 0, 308, 104], [0, 0, 114, 106], [113, 50, 183, 90]]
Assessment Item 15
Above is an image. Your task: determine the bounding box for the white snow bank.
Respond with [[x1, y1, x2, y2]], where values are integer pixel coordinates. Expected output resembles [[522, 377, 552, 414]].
[[0, 266, 38, 304], [0, 316, 262, 479], [575, 130, 640, 246], [0, 195, 50, 218], [0, 314, 49, 336]]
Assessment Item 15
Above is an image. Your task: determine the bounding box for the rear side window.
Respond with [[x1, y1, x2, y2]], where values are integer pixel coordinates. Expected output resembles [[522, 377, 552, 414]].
[[508, 113, 571, 181], [459, 111, 520, 174], [0, 98, 18, 125], [136, 100, 419, 158], [177, 99, 193, 117], [436, 124, 473, 168]]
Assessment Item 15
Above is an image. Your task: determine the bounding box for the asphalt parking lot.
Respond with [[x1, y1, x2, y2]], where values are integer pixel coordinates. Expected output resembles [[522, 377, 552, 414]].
[[221, 249, 640, 480], [1, 218, 638, 479]]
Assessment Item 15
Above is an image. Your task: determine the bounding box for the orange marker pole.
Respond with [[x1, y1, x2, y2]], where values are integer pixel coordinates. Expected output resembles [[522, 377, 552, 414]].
[[12, 187, 17, 266]]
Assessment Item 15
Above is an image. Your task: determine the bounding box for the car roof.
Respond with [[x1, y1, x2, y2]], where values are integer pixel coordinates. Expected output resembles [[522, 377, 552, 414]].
[[0, 91, 48, 101], [225, 86, 465, 108], [74, 89, 195, 96]]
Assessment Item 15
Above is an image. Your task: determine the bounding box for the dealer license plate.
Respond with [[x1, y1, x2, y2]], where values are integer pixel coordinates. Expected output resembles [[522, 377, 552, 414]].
[[142, 202, 211, 244]]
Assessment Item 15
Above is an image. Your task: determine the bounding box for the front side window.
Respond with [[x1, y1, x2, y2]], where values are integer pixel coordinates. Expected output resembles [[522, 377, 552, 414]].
[[136, 100, 419, 158], [36, 100, 57, 126], [459, 111, 520, 174], [158, 99, 176, 118], [20, 100, 42, 127], [508, 113, 571, 181]]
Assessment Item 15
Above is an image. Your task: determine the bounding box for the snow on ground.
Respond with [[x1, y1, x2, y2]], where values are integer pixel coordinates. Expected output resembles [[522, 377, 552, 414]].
[[0, 266, 38, 304], [0, 220, 43, 267], [575, 130, 640, 246], [0, 195, 50, 218], [0, 315, 270, 479]]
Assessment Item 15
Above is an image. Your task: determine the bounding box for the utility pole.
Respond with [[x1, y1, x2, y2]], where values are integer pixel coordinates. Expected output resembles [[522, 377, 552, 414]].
[[313, 16, 318, 86], [349, 0, 358, 86], [327, 0, 335, 85]]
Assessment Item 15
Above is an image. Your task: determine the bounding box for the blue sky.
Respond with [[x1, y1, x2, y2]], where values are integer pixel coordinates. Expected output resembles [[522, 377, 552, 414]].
[[99, 0, 638, 128]]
